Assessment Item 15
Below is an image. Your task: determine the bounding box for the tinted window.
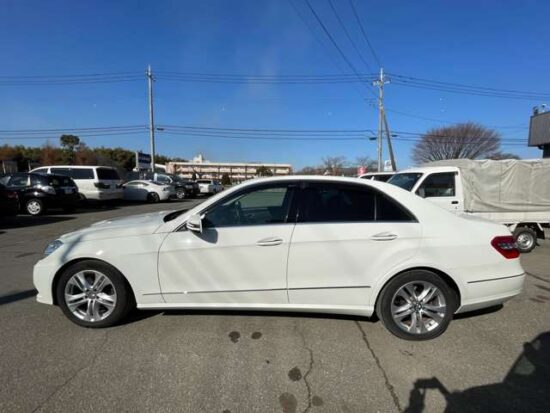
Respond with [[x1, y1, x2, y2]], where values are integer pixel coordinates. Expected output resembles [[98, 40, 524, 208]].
[[376, 193, 415, 221], [8, 175, 29, 187], [51, 168, 70, 176], [388, 173, 423, 191], [197, 179, 212, 184], [204, 184, 294, 228], [70, 168, 94, 179], [417, 173, 455, 197], [33, 168, 48, 174], [97, 168, 120, 180], [373, 174, 393, 182], [300, 183, 375, 223], [156, 175, 171, 183], [46, 175, 74, 187]]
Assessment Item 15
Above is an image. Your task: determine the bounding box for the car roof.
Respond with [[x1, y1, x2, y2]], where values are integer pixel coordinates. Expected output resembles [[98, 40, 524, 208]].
[[31, 165, 116, 170], [395, 166, 460, 174], [359, 172, 396, 177]]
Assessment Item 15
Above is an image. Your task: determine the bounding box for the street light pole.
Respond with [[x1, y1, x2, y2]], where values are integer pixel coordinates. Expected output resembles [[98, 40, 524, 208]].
[[373, 67, 389, 172], [146, 65, 156, 172]]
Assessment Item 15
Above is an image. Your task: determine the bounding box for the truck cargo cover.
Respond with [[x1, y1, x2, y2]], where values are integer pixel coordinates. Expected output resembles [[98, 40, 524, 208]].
[[424, 159, 550, 213]]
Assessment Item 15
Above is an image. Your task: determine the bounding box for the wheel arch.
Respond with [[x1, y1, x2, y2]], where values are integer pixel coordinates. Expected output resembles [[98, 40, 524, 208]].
[[372, 266, 462, 316], [51, 257, 137, 306]]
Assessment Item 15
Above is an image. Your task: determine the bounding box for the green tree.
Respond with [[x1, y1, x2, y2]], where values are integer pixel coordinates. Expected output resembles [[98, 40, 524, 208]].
[[59, 134, 80, 163], [221, 173, 231, 186]]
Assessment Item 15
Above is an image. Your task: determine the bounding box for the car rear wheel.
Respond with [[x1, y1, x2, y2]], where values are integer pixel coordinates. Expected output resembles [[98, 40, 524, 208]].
[[56, 260, 134, 328], [176, 188, 186, 199], [25, 198, 44, 216], [376, 270, 457, 340], [513, 227, 537, 253], [147, 192, 160, 203]]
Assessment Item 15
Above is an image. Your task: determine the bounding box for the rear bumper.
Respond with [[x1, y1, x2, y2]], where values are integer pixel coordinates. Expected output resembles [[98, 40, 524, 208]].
[[83, 189, 124, 201], [456, 272, 525, 314]]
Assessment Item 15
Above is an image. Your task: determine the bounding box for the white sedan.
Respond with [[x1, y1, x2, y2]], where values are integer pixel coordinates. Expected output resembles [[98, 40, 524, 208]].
[[123, 180, 174, 203], [33, 176, 525, 340], [196, 179, 223, 195]]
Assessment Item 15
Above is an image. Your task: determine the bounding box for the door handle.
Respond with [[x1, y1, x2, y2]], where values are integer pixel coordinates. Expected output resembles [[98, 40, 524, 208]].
[[451, 201, 459, 205], [257, 237, 283, 246], [370, 232, 398, 241]]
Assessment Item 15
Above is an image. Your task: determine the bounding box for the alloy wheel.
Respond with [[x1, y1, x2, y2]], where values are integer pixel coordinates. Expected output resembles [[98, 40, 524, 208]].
[[64, 270, 117, 322], [27, 200, 42, 215], [391, 281, 447, 335]]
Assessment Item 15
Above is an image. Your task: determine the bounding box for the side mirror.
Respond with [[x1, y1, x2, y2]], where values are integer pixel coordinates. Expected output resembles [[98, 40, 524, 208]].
[[186, 214, 203, 233]]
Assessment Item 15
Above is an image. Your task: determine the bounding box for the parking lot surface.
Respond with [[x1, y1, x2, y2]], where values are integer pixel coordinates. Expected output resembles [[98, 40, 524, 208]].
[[1, 200, 549, 412]]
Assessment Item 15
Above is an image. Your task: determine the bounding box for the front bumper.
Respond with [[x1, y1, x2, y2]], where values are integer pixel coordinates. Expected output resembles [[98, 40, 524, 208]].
[[33, 257, 59, 305]]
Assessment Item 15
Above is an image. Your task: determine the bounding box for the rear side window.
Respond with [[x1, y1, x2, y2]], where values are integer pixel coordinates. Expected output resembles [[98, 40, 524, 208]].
[[417, 173, 456, 197], [299, 182, 415, 223], [8, 175, 30, 187], [70, 168, 94, 179], [46, 176, 74, 187], [299, 183, 375, 223], [97, 168, 120, 180]]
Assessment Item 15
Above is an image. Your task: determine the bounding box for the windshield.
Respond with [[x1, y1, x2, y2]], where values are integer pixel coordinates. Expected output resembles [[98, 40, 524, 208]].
[[387, 173, 423, 191]]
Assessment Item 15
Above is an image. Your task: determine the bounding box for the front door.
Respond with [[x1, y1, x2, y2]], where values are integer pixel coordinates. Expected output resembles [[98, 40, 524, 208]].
[[415, 172, 463, 212], [287, 181, 422, 307], [158, 182, 298, 304]]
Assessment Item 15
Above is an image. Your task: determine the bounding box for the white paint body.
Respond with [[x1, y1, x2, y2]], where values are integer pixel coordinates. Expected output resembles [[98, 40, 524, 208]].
[[33, 176, 525, 318], [123, 180, 174, 202], [197, 180, 223, 194], [30, 165, 123, 201]]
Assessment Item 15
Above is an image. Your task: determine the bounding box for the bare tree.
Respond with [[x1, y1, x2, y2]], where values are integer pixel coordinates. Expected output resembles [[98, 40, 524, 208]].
[[412, 123, 502, 164], [487, 152, 520, 160], [356, 156, 378, 171], [321, 156, 348, 175]]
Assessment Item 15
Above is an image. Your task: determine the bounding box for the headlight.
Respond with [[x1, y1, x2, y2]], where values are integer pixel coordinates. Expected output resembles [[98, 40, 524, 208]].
[[44, 240, 63, 256]]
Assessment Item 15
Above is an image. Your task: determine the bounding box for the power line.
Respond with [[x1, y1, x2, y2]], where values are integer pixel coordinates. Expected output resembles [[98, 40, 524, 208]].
[[327, 0, 374, 73], [347, 0, 381, 68]]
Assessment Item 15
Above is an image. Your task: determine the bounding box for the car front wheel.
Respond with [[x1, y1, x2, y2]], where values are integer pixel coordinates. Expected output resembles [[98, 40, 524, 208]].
[[26, 198, 44, 216], [176, 188, 186, 199], [376, 270, 457, 340], [56, 260, 134, 328]]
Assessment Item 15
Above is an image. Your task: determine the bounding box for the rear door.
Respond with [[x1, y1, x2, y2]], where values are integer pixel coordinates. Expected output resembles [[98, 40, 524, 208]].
[[287, 181, 422, 307], [414, 172, 462, 212], [96, 167, 122, 193]]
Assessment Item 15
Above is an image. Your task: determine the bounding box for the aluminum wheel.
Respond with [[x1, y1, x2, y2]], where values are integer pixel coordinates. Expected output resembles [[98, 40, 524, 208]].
[[516, 233, 534, 251], [64, 270, 117, 322], [27, 200, 42, 215], [391, 281, 447, 335]]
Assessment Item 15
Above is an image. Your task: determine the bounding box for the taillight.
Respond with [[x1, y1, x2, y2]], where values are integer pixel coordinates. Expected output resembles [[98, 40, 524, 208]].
[[491, 236, 519, 259], [6, 191, 17, 199]]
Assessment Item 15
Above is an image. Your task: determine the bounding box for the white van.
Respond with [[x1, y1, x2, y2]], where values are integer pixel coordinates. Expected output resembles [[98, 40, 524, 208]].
[[31, 165, 123, 201]]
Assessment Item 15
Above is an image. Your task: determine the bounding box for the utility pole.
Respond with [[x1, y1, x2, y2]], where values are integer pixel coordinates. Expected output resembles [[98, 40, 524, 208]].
[[373, 67, 389, 172], [146, 65, 156, 172], [382, 112, 397, 171]]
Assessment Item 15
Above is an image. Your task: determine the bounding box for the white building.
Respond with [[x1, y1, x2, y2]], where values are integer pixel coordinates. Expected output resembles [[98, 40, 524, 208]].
[[166, 154, 292, 183]]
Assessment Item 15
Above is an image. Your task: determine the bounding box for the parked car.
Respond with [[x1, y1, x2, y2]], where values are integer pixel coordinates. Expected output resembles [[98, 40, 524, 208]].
[[123, 180, 175, 202], [196, 179, 223, 195], [0, 183, 19, 216], [0, 173, 78, 215], [387, 159, 550, 253], [33, 176, 524, 340], [31, 166, 123, 202], [359, 172, 396, 182], [142, 172, 199, 199]]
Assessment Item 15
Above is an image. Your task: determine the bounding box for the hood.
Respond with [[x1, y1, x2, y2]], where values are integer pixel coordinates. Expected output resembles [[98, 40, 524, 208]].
[[59, 210, 173, 243]]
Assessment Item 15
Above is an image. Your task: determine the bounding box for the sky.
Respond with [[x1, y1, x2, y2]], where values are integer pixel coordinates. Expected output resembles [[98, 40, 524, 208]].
[[1, 0, 549, 170]]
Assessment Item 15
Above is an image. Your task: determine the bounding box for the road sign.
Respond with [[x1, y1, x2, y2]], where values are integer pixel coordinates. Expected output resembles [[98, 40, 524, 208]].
[[136, 152, 151, 170]]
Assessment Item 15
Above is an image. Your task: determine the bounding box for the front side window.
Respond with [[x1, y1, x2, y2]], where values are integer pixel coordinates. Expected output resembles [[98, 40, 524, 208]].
[[416, 173, 456, 198], [299, 183, 375, 223], [51, 168, 70, 176], [203, 184, 294, 228]]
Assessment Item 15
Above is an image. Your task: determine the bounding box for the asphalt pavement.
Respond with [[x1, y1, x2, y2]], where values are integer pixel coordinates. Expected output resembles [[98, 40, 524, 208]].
[[1, 199, 549, 413]]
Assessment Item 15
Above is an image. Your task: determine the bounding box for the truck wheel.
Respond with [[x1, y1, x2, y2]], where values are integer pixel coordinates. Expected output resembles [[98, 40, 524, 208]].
[[513, 227, 537, 253]]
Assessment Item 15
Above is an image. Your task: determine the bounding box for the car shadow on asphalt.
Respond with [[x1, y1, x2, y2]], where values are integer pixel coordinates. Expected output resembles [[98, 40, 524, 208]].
[[403, 331, 550, 413], [0, 216, 76, 230], [0, 289, 37, 305]]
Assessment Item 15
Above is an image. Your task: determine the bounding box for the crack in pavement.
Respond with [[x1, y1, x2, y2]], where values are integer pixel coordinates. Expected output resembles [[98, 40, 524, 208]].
[[355, 321, 402, 412], [31, 330, 110, 413], [294, 324, 316, 413]]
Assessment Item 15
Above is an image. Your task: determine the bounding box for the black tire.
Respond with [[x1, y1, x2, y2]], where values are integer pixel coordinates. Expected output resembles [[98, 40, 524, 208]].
[[25, 198, 44, 216], [147, 192, 160, 203], [176, 189, 186, 200], [376, 270, 458, 341], [513, 227, 537, 253], [56, 260, 134, 328]]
